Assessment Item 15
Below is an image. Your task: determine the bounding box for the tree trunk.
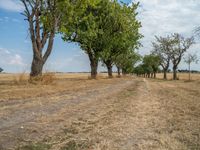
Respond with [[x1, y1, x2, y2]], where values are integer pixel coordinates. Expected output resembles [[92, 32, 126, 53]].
[[163, 70, 167, 80], [173, 67, 177, 80], [105, 60, 113, 78], [153, 72, 156, 78], [151, 73, 153, 78], [88, 51, 98, 79], [30, 56, 44, 77], [90, 59, 98, 79], [148, 73, 150, 78], [117, 67, 121, 77], [189, 63, 191, 81], [122, 69, 126, 76]]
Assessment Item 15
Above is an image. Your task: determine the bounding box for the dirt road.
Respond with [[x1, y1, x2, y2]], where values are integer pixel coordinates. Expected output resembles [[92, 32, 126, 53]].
[[0, 77, 199, 150]]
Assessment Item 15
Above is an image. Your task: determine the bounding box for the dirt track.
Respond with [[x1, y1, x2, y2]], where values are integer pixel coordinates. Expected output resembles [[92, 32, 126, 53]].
[[0, 77, 199, 150]]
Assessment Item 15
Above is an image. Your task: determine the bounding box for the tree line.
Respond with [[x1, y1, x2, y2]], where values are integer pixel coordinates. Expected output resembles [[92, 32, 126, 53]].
[[20, 0, 142, 79], [134, 33, 198, 80]]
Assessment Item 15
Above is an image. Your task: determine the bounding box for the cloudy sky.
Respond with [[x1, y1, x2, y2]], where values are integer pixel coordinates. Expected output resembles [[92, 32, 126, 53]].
[[0, 0, 200, 73]]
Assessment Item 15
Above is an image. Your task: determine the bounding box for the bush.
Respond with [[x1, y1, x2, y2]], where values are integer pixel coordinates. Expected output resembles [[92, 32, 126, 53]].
[[0, 67, 3, 73]]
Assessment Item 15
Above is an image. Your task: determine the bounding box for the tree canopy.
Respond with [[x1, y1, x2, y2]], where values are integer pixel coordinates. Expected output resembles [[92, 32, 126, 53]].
[[60, 0, 142, 78]]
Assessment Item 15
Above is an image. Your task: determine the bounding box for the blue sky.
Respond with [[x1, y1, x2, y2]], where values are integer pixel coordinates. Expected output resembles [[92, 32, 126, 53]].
[[0, 0, 200, 73]]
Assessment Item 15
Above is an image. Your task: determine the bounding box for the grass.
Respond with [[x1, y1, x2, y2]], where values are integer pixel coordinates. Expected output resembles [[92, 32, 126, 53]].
[[156, 72, 200, 81], [0, 73, 200, 149], [60, 140, 91, 150]]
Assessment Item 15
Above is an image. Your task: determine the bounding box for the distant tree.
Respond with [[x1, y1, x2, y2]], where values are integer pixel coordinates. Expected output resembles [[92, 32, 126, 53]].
[[184, 53, 199, 80], [143, 54, 160, 78], [152, 35, 172, 79], [0, 67, 3, 73], [134, 64, 145, 77], [169, 33, 194, 80], [21, 0, 60, 78]]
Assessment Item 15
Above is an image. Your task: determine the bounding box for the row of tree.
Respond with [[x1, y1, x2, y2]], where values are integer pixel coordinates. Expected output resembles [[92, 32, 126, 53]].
[[134, 33, 197, 80], [21, 0, 142, 79]]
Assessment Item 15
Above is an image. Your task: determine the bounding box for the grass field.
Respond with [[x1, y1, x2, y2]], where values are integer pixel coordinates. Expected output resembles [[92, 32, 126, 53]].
[[156, 72, 200, 81], [0, 73, 200, 150]]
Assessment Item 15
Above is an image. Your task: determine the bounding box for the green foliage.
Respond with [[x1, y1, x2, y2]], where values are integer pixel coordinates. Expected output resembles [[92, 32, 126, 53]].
[[134, 54, 161, 77], [143, 54, 161, 73], [116, 51, 141, 73], [59, 0, 142, 76], [60, 0, 101, 53], [99, 1, 142, 70]]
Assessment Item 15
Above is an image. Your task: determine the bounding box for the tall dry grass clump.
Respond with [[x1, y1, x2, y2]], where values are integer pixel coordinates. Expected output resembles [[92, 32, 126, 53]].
[[29, 72, 56, 85], [13, 72, 28, 85]]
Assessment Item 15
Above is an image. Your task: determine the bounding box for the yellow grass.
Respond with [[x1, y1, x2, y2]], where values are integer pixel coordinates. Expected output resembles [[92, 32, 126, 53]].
[[156, 72, 200, 81], [0, 73, 199, 149]]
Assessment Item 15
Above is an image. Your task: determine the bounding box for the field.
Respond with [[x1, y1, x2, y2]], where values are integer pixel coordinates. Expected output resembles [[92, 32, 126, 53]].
[[156, 72, 200, 81], [0, 73, 200, 150]]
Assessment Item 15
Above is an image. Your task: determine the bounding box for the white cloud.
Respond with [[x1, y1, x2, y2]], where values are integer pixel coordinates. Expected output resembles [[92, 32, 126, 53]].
[[0, 47, 11, 54], [0, 0, 24, 12], [9, 54, 24, 66], [0, 47, 25, 66]]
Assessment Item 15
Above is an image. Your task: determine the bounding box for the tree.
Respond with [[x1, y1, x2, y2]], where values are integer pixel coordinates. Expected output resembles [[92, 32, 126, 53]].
[[184, 53, 198, 80], [134, 64, 145, 77], [152, 35, 172, 79], [169, 33, 194, 80], [116, 51, 141, 75], [21, 0, 60, 78], [142, 54, 160, 78], [60, 0, 104, 79], [60, 0, 141, 78], [99, 2, 141, 77], [0, 67, 3, 73]]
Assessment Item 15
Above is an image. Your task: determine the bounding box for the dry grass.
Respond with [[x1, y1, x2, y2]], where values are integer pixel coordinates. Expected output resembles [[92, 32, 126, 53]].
[[0, 73, 121, 101], [0, 73, 199, 150], [156, 72, 200, 81]]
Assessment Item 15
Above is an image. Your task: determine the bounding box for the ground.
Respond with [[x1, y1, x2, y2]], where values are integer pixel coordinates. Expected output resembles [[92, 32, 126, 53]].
[[0, 73, 200, 150]]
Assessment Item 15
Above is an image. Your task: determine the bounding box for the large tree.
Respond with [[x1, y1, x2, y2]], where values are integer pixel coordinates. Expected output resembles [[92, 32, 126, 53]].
[[99, 2, 141, 77], [21, 0, 60, 78], [169, 33, 194, 80], [152, 35, 172, 79], [60, 0, 103, 79], [60, 0, 141, 78]]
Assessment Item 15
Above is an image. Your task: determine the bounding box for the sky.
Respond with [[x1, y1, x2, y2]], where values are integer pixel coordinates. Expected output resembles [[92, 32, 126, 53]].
[[0, 0, 200, 73]]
